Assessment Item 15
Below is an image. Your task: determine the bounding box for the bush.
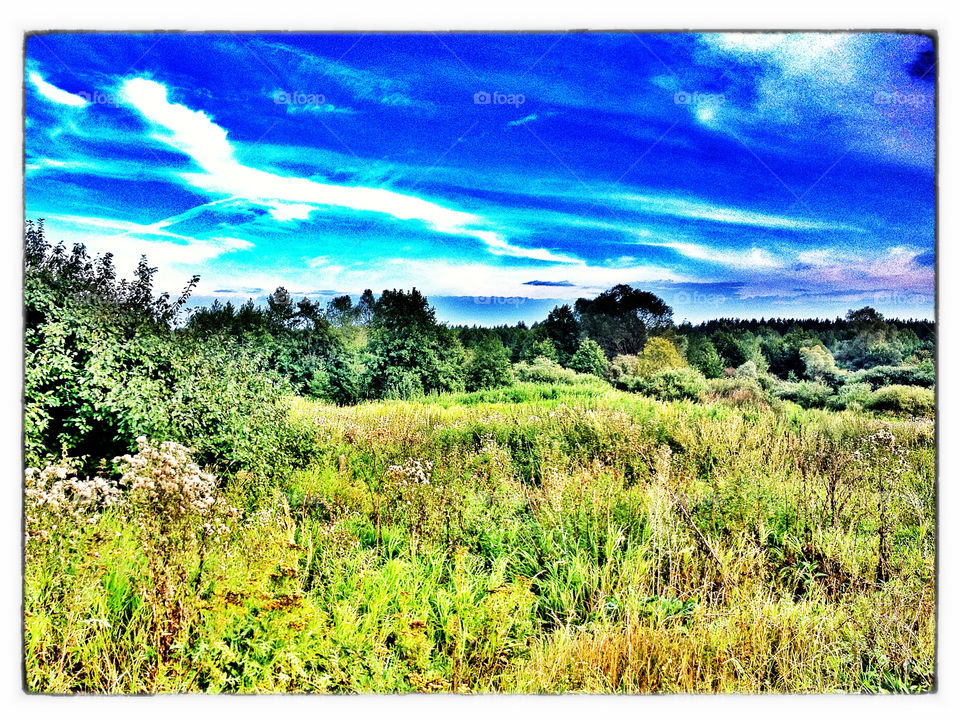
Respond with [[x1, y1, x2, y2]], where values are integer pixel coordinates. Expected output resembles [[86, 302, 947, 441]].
[[608, 354, 640, 385], [513, 358, 599, 386], [523, 338, 559, 363], [686, 336, 724, 379], [704, 376, 768, 407], [773, 380, 834, 409], [828, 382, 874, 411], [864, 385, 935, 416], [636, 337, 686, 378], [853, 363, 935, 390], [23, 225, 293, 479], [632, 367, 707, 402]]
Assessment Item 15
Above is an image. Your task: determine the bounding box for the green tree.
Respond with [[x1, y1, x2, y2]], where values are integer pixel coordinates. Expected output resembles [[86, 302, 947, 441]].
[[366, 288, 465, 398], [357, 289, 377, 325], [575, 285, 673, 357], [800, 344, 842, 385], [326, 295, 358, 328], [568, 337, 608, 377], [686, 335, 724, 378], [542, 304, 581, 365], [523, 337, 559, 363], [465, 336, 514, 390], [636, 337, 686, 378]]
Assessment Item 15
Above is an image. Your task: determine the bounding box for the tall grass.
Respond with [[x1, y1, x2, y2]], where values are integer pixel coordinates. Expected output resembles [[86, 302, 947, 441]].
[[24, 383, 935, 693]]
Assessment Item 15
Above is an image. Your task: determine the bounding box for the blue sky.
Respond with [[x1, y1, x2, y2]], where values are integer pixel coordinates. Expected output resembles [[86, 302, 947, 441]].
[[25, 32, 935, 324]]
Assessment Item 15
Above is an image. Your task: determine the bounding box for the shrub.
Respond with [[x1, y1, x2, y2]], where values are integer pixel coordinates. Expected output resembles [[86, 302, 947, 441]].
[[799, 345, 844, 388], [736, 360, 759, 379], [119, 437, 237, 661], [686, 336, 724, 379], [24, 459, 123, 557], [632, 367, 707, 402], [828, 382, 874, 411], [608, 354, 640, 385], [853, 363, 936, 390], [513, 358, 584, 385], [523, 338, 560, 363], [864, 385, 935, 416], [704, 376, 768, 407], [773, 380, 834, 409]]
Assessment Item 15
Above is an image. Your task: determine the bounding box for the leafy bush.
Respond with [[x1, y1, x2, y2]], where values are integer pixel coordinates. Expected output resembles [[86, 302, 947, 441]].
[[864, 385, 935, 416], [631, 367, 707, 402], [704, 376, 768, 407], [523, 337, 560, 363], [608, 354, 640, 385], [23, 222, 293, 479], [636, 337, 686, 378], [853, 363, 935, 390], [513, 358, 598, 386], [773, 380, 834, 409], [686, 336, 724, 379], [828, 382, 874, 411]]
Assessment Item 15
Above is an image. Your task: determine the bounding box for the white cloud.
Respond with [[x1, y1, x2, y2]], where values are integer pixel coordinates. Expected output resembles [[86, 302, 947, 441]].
[[28, 72, 88, 107], [616, 192, 859, 232], [652, 241, 783, 269], [41, 215, 254, 296], [198, 255, 690, 303], [120, 78, 570, 265]]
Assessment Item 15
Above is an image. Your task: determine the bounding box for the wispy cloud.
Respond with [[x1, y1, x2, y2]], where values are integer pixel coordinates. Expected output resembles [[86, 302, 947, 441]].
[[615, 193, 860, 232], [120, 77, 572, 265], [507, 114, 538, 127], [28, 72, 87, 107]]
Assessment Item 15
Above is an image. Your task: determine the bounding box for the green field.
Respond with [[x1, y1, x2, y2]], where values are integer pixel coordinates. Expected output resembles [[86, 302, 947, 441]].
[[24, 382, 935, 693]]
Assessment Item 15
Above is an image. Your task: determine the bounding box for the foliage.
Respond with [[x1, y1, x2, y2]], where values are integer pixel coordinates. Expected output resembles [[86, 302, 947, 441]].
[[366, 289, 466, 399], [829, 382, 874, 412], [523, 337, 560, 363], [567, 337, 608, 378], [541, 304, 581, 365], [630, 367, 708, 402], [636, 337, 686, 378], [21, 222, 938, 694], [864, 385, 935, 417], [24, 221, 291, 478], [799, 344, 843, 386], [686, 335, 724, 379], [773, 380, 834, 409], [465, 337, 515, 391], [853, 362, 935, 390], [575, 284, 673, 357], [25, 384, 935, 693], [513, 358, 598, 386], [704, 376, 768, 408]]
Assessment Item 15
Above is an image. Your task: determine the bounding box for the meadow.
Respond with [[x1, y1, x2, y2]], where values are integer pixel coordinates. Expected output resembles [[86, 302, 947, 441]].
[[24, 381, 935, 693]]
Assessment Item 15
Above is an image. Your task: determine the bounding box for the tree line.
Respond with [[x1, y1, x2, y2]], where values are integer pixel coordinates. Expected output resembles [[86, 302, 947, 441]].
[[24, 220, 935, 478]]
